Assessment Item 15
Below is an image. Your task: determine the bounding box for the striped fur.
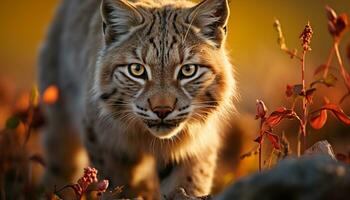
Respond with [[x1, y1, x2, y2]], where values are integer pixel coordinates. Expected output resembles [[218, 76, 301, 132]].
[[39, 0, 236, 199]]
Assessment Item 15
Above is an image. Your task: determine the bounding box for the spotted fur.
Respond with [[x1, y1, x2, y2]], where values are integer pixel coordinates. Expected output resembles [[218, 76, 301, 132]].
[[39, 0, 236, 199]]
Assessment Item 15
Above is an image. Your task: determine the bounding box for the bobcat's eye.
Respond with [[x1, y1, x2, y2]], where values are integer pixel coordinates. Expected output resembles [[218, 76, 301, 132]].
[[178, 64, 198, 79], [128, 63, 147, 79]]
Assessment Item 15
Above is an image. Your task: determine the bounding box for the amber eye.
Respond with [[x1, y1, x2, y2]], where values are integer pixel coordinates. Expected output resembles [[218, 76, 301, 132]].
[[179, 64, 198, 79], [128, 63, 147, 78]]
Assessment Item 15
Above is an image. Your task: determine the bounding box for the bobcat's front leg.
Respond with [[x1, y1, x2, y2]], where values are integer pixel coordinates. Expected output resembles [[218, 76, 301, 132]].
[[83, 120, 160, 200], [161, 150, 217, 199], [87, 146, 160, 200]]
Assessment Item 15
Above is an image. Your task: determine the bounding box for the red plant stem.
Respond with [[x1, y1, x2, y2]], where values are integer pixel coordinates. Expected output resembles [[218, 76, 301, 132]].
[[258, 120, 264, 172], [258, 140, 262, 172], [297, 132, 301, 157], [323, 45, 335, 78], [23, 102, 34, 147], [334, 42, 350, 92], [291, 98, 297, 110], [295, 112, 304, 157], [299, 50, 307, 156], [283, 48, 303, 61], [267, 148, 275, 169], [340, 93, 350, 104]]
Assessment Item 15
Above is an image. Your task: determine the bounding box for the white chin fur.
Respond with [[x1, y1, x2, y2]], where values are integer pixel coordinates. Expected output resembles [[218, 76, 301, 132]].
[[148, 124, 184, 139]]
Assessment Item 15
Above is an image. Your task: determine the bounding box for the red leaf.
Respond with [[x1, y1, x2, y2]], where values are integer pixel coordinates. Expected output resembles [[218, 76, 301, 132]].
[[266, 132, 280, 149], [254, 135, 263, 144], [305, 88, 316, 104], [285, 84, 303, 98], [255, 99, 268, 119], [335, 14, 349, 37], [285, 84, 293, 97], [325, 6, 337, 22], [265, 114, 283, 128], [310, 110, 328, 129], [323, 103, 350, 125], [314, 64, 327, 76], [264, 107, 296, 129], [311, 103, 350, 128]]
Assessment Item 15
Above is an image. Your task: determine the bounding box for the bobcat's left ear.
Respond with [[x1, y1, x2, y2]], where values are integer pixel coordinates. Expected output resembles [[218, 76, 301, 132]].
[[187, 0, 229, 48]]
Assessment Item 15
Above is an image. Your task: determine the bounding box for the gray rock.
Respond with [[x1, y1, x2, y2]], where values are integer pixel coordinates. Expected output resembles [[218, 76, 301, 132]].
[[216, 156, 350, 200], [304, 140, 336, 160]]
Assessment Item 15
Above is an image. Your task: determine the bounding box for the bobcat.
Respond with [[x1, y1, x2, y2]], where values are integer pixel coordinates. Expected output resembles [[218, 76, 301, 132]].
[[39, 0, 236, 199]]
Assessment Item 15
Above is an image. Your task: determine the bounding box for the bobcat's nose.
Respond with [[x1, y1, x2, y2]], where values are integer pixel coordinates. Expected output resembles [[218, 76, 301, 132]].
[[148, 94, 177, 120], [152, 106, 173, 119]]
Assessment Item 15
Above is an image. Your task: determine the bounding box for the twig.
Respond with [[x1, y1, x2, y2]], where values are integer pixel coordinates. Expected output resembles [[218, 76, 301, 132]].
[[283, 48, 303, 61], [334, 42, 350, 92], [258, 114, 266, 172], [298, 22, 313, 156], [323, 45, 335, 78], [340, 92, 350, 104], [301, 50, 307, 155], [23, 103, 34, 147]]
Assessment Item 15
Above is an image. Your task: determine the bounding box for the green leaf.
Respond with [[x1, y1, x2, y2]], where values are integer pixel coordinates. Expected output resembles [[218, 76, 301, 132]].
[[310, 73, 338, 88], [324, 73, 338, 87], [6, 116, 20, 130]]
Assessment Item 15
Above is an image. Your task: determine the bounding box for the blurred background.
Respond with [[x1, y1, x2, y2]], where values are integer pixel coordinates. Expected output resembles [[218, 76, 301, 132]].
[[0, 0, 349, 197]]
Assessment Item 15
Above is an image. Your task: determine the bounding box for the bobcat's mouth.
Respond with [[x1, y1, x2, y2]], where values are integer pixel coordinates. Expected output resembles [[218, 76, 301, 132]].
[[144, 121, 184, 139], [148, 122, 174, 129]]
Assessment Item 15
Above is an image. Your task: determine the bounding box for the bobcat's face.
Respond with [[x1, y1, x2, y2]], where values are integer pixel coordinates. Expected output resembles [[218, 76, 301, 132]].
[[95, 0, 234, 139]]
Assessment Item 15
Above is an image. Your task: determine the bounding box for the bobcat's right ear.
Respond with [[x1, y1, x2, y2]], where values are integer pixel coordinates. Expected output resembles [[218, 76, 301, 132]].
[[100, 0, 144, 44], [186, 0, 230, 48]]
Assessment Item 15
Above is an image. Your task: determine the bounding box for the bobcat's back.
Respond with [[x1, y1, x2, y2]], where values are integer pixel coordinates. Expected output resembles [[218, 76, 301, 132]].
[[39, 0, 101, 119]]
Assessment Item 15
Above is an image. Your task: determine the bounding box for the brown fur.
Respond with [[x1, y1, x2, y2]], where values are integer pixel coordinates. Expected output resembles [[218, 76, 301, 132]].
[[39, 0, 236, 199]]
